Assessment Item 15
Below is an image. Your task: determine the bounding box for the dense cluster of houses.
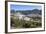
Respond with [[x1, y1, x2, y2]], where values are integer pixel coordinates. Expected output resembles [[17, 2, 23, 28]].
[[11, 12, 41, 23]]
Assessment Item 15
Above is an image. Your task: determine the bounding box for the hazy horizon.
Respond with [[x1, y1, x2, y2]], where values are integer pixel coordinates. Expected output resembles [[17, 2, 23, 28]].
[[10, 4, 42, 11]]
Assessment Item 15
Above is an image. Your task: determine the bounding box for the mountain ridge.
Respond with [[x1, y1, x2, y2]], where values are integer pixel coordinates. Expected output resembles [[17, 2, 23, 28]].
[[11, 9, 42, 15]]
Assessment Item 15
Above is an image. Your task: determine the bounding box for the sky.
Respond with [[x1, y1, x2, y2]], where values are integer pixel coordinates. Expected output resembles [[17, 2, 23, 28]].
[[10, 4, 42, 11]]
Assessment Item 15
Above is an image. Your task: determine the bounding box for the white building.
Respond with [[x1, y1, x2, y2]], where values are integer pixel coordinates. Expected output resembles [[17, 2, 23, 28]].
[[14, 12, 31, 21], [24, 17, 30, 21]]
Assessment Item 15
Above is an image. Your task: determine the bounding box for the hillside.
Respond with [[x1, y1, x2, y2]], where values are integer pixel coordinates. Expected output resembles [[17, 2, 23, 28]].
[[11, 9, 42, 15], [10, 9, 42, 28]]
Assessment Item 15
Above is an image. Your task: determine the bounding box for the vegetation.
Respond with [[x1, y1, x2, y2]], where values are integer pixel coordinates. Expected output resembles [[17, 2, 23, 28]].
[[11, 16, 42, 29]]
